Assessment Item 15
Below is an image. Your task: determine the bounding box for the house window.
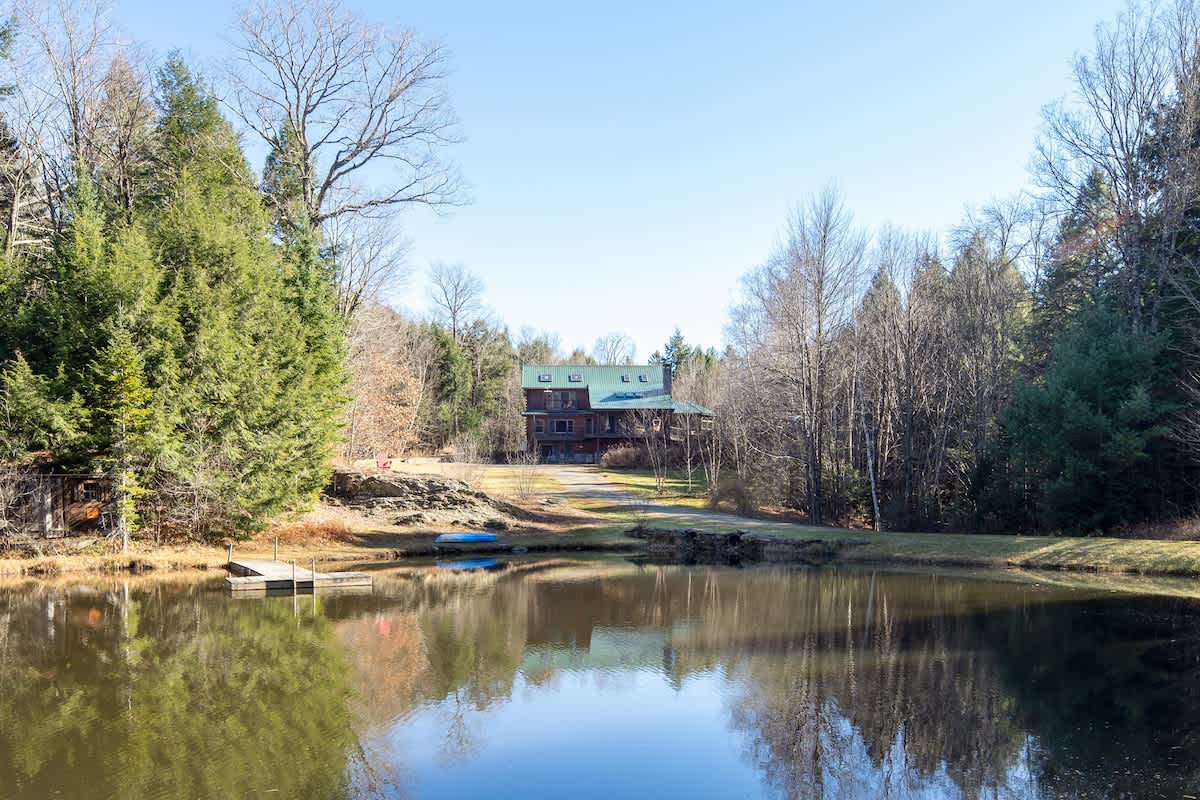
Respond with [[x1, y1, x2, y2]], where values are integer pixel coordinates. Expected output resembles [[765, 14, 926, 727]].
[[81, 482, 99, 501], [568, 373, 582, 382], [606, 415, 616, 433], [585, 417, 594, 434], [535, 418, 544, 433], [538, 374, 552, 382], [638, 374, 648, 382], [621, 375, 631, 382], [554, 420, 574, 434], [549, 391, 574, 410]]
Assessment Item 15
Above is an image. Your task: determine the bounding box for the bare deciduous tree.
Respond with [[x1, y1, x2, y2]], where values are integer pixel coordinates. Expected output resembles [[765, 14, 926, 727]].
[[516, 328, 561, 364], [674, 359, 725, 495], [94, 50, 153, 214], [1037, 0, 1200, 332], [592, 332, 635, 365], [428, 262, 482, 341], [343, 303, 436, 461], [325, 214, 412, 317], [2, 0, 116, 244], [732, 186, 867, 523], [16, 0, 113, 164], [229, 0, 462, 227], [627, 406, 668, 494]]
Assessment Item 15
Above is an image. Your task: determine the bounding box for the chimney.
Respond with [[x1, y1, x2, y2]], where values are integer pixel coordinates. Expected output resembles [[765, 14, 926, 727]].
[[662, 363, 673, 398]]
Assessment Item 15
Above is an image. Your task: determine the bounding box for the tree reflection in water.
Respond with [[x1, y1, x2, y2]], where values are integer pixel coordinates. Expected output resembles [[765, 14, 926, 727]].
[[0, 564, 1197, 799], [0, 577, 357, 799]]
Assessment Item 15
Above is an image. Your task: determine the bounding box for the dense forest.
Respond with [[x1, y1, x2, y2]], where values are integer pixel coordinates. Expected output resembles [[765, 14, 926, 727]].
[[0, 0, 452, 541], [665, 0, 1200, 536], [1, 0, 1199, 541]]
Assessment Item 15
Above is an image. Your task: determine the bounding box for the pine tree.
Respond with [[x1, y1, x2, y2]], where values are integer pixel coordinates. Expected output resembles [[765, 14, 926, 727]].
[[431, 325, 471, 442], [974, 307, 1176, 532], [87, 322, 153, 550], [0, 52, 347, 543], [0, 355, 85, 461], [651, 327, 693, 375], [1028, 171, 1118, 369], [144, 57, 344, 536], [262, 119, 312, 239]]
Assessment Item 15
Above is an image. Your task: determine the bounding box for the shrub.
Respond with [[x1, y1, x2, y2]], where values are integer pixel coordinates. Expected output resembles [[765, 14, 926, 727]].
[[600, 445, 643, 469], [709, 476, 756, 514]]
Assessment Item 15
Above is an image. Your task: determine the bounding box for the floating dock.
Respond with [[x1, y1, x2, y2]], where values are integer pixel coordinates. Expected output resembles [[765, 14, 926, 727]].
[[225, 558, 373, 594]]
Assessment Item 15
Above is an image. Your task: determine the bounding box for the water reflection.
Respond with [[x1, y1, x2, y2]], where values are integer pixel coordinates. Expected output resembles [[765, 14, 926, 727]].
[[0, 578, 356, 799], [0, 565, 1197, 799]]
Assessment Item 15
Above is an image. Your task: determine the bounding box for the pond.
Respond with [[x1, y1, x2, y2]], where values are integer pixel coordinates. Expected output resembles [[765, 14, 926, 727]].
[[0, 560, 1197, 799]]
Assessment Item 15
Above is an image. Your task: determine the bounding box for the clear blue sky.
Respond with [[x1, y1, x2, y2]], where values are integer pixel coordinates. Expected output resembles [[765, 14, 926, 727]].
[[117, 0, 1126, 360]]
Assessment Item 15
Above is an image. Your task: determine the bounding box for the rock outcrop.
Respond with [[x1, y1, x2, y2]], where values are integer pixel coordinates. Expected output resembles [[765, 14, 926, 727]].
[[628, 525, 866, 564], [327, 470, 526, 530]]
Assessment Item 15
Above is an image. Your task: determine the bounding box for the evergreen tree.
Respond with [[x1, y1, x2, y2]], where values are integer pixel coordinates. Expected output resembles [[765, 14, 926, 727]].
[[461, 320, 516, 430], [431, 325, 471, 442], [973, 307, 1176, 533], [0, 355, 84, 461], [651, 327, 694, 374], [87, 322, 153, 549], [142, 57, 344, 536], [262, 119, 312, 240], [1028, 171, 1118, 369], [0, 56, 347, 541]]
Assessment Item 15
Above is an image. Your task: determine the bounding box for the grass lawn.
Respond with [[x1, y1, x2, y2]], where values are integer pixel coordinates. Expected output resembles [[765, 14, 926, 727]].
[[577, 470, 1200, 577], [598, 468, 711, 507], [627, 509, 1200, 577]]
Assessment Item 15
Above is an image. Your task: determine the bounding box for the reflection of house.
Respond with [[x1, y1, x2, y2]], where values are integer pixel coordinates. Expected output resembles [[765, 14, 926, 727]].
[[522, 365, 713, 464], [522, 627, 673, 672], [0, 472, 116, 538]]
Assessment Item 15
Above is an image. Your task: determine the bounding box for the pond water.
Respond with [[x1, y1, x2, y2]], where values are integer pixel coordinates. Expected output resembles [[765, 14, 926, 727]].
[[0, 560, 1198, 799]]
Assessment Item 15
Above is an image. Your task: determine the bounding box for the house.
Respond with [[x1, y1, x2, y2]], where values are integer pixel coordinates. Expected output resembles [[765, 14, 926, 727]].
[[522, 364, 712, 464]]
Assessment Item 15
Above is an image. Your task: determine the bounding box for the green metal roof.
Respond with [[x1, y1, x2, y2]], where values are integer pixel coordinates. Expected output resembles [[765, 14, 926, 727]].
[[522, 364, 664, 391], [521, 365, 713, 414]]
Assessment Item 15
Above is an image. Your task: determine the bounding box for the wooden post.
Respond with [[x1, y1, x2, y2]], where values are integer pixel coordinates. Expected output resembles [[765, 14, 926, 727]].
[[291, 560, 296, 594], [226, 543, 233, 567], [274, 536, 279, 561], [311, 557, 317, 589]]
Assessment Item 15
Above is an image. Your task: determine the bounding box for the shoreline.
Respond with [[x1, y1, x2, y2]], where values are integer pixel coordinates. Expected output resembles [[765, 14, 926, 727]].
[[7, 521, 1200, 582]]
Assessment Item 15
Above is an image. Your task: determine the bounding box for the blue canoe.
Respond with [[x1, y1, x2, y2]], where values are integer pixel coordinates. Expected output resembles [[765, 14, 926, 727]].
[[434, 532, 499, 544], [437, 558, 499, 571]]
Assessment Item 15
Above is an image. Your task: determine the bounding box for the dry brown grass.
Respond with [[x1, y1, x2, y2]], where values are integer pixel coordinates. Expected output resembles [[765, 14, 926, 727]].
[[0, 543, 230, 577], [270, 518, 355, 546], [1114, 515, 1200, 541]]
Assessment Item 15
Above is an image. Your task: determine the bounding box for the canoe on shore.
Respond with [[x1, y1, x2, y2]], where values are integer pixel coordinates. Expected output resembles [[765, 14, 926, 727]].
[[434, 532, 499, 544]]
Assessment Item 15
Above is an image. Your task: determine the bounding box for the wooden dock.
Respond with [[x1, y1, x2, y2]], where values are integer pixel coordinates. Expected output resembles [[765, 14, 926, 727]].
[[225, 558, 373, 594]]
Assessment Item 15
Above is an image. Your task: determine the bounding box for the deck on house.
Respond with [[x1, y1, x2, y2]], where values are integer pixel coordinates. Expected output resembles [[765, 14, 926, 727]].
[[225, 558, 373, 593]]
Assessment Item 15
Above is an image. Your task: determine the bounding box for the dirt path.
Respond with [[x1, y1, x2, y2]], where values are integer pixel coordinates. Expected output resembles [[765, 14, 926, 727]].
[[542, 466, 777, 530]]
